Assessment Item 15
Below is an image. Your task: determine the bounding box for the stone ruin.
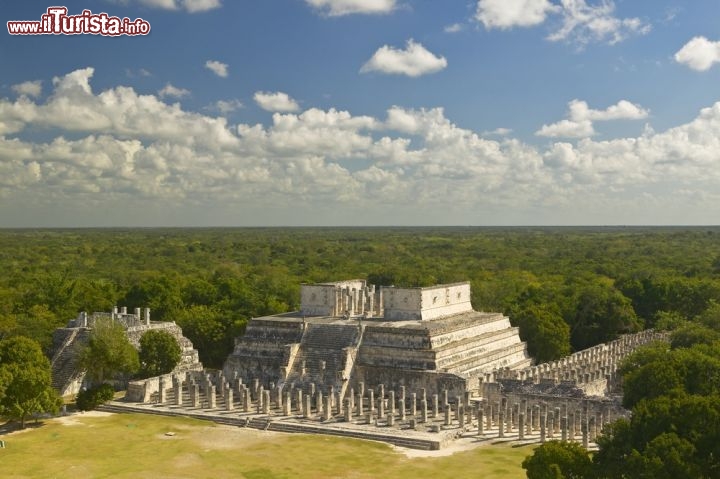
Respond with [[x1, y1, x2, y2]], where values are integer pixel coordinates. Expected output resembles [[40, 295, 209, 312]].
[[84, 280, 670, 450], [223, 280, 533, 401], [50, 306, 203, 397]]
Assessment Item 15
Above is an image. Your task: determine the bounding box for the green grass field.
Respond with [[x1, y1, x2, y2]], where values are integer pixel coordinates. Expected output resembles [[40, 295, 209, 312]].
[[1, 412, 532, 478]]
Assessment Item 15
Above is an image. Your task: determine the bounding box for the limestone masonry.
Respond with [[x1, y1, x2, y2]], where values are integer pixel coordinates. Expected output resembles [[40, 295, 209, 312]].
[[53, 279, 669, 451], [223, 280, 533, 399]]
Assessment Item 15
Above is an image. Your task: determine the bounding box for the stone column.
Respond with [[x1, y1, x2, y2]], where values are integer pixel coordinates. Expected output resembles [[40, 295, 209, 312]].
[[540, 414, 547, 443], [296, 390, 303, 415], [226, 388, 234, 411], [174, 380, 182, 406], [191, 383, 200, 408], [263, 390, 271, 414], [303, 394, 312, 418], [432, 394, 439, 418], [378, 395, 385, 418], [316, 391, 323, 416], [411, 393, 417, 418], [389, 390, 395, 419], [498, 408, 505, 438], [561, 416, 568, 441], [477, 407, 484, 435], [445, 405, 452, 426], [518, 412, 525, 440], [283, 392, 292, 416], [324, 394, 332, 421], [357, 393, 364, 417], [208, 385, 216, 409], [369, 389, 375, 413], [344, 399, 352, 422], [554, 407, 561, 435], [387, 412, 395, 427], [506, 405, 513, 433], [244, 389, 251, 412], [158, 377, 166, 404], [421, 399, 428, 423]]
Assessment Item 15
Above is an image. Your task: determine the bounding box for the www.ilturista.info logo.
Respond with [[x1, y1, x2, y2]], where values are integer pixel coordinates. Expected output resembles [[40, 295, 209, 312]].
[[7, 7, 151, 36]]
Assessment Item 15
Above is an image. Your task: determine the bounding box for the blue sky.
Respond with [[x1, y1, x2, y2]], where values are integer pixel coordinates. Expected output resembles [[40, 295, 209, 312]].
[[1, 0, 720, 226]]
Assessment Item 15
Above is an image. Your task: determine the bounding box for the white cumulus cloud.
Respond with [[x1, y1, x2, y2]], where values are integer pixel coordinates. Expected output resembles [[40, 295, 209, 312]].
[[476, 0, 558, 29], [12, 80, 43, 98], [476, 0, 650, 47], [537, 99, 649, 138], [254, 91, 300, 112], [212, 99, 243, 114], [158, 83, 191, 99], [548, 0, 651, 47], [3, 68, 720, 226], [675, 36, 720, 72], [444, 23, 464, 33], [305, 0, 396, 16], [205, 60, 229, 78], [360, 40, 447, 77]]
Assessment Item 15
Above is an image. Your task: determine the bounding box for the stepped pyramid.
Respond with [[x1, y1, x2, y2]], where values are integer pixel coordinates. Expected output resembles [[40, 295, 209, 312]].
[[50, 307, 203, 397], [224, 280, 532, 400]]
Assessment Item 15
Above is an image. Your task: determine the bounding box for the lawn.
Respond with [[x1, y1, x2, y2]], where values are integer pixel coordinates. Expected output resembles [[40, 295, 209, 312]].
[[1, 412, 533, 478]]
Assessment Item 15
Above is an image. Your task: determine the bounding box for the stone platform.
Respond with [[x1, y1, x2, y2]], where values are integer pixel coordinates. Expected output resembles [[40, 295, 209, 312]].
[[223, 280, 533, 401]]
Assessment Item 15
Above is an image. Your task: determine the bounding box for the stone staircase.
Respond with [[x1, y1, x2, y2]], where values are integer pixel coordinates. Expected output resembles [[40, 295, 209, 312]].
[[283, 323, 361, 394], [50, 328, 89, 396]]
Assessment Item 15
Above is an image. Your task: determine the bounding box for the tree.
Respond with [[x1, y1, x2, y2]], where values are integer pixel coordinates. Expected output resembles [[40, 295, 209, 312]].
[[174, 305, 245, 369], [0, 336, 61, 429], [569, 282, 642, 351], [138, 329, 182, 378], [522, 441, 592, 479], [77, 318, 139, 385], [670, 324, 720, 349], [511, 306, 571, 363], [594, 394, 720, 478]]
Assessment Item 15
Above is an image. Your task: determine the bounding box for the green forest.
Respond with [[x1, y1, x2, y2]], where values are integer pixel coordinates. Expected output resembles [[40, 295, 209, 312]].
[[2, 226, 720, 477], [1, 226, 720, 367]]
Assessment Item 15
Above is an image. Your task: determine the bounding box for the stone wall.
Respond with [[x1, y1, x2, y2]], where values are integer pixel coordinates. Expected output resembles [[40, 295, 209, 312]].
[[382, 283, 473, 321]]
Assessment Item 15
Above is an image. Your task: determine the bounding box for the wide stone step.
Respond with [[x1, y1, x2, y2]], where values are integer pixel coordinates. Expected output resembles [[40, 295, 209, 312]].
[[97, 403, 440, 450]]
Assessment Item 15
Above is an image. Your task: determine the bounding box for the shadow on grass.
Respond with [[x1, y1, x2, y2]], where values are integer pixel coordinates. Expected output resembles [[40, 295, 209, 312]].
[[0, 419, 47, 436]]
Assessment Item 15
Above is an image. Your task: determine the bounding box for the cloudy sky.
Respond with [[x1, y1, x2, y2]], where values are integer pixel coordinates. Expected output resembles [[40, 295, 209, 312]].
[[2, 1, 720, 226]]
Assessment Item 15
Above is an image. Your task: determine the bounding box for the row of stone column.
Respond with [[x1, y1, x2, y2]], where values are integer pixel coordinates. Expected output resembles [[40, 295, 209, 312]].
[[473, 398, 609, 446], [489, 329, 669, 386]]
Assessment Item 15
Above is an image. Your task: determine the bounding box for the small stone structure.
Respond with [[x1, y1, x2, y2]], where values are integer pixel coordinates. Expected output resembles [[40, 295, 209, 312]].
[[50, 307, 203, 397]]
